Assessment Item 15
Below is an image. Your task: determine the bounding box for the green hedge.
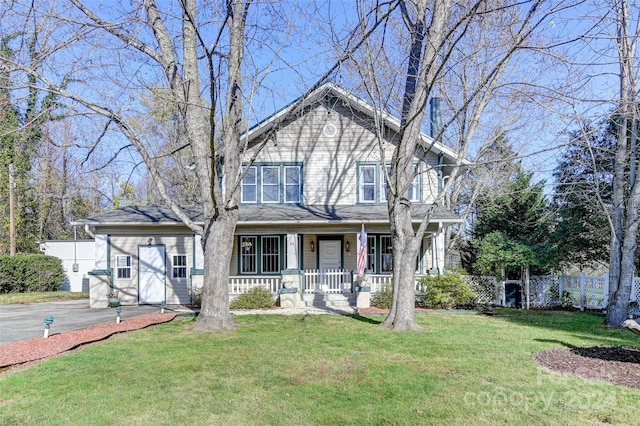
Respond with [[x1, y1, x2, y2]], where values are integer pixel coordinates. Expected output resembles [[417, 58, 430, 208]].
[[230, 286, 275, 309], [417, 273, 476, 309], [0, 254, 65, 294]]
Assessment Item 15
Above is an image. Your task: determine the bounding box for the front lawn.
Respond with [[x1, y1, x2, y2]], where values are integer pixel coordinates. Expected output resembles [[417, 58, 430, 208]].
[[0, 291, 88, 304], [0, 309, 638, 425]]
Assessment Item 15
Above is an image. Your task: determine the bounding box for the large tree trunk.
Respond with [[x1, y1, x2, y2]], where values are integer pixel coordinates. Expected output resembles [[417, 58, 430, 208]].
[[193, 213, 237, 331], [382, 208, 423, 331], [381, 0, 449, 331]]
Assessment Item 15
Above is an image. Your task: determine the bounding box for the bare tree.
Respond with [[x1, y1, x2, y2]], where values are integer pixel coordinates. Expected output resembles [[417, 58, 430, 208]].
[[352, 0, 574, 330], [606, 0, 640, 326], [4, 0, 398, 330]]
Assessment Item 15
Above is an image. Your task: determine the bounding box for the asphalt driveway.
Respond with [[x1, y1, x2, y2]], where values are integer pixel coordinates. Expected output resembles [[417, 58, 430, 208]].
[[0, 300, 180, 344]]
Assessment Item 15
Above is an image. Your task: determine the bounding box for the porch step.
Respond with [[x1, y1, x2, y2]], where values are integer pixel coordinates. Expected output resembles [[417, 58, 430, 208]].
[[302, 293, 355, 308]]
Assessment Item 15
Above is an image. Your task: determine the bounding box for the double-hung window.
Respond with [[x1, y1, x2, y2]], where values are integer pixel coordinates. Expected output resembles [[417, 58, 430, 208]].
[[242, 166, 257, 203], [284, 166, 301, 203], [359, 165, 376, 202], [172, 255, 187, 279], [381, 164, 421, 202], [116, 255, 131, 279], [262, 166, 280, 203], [241, 164, 302, 204]]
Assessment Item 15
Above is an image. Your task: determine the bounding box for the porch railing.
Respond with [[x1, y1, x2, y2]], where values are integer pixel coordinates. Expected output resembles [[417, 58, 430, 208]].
[[367, 274, 426, 293], [304, 269, 352, 293], [229, 275, 282, 294]]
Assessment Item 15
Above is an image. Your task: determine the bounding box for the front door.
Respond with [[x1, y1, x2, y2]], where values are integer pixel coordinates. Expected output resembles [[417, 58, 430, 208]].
[[139, 245, 166, 304], [319, 240, 342, 291], [319, 240, 341, 270]]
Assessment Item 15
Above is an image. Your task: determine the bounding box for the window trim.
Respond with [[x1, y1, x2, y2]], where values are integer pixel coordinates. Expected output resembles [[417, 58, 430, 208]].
[[284, 165, 302, 203], [261, 236, 281, 274], [241, 166, 257, 203], [358, 162, 422, 204], [239, 235, 284, 274], [381, 164, 421, 203], [172, 254, 188, 279], [240, 163, 303, 204], [240, 236, 257, 274], [261, 166, 280, 203], [116, 255, 132, 279], [358, 164, 377, 203]]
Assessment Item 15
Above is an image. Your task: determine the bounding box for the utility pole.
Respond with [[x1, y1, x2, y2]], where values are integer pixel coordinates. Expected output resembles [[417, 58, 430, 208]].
[[9, 163, 15, 256]]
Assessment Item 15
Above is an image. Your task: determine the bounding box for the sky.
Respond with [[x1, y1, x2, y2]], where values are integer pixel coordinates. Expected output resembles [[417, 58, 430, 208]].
[[4, 0, 634, 201]]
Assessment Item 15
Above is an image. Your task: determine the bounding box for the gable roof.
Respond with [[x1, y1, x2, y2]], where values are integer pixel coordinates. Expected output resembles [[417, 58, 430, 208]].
[[246, 81, 464, 164], [72, 204, 462, 228]]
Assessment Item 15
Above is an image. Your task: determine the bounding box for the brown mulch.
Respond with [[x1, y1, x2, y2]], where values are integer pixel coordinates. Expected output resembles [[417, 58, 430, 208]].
[[536, 346, 640, 389], [0, 312, 177, 369]]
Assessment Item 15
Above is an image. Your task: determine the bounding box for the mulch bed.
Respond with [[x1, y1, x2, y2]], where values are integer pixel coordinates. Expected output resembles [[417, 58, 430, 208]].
[[0, 312, 177, 369], [536, 346, 640, 389]]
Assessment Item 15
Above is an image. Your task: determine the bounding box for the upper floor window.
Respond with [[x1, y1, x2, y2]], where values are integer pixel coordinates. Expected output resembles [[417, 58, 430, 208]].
[[241, 164, 302, 204], [242, 166, 257, 203], [358, 162, 421, 204], [381, 165, 420, 203]]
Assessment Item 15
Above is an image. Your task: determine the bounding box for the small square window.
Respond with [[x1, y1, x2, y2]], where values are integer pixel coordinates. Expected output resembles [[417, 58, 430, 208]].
[[172, 255, 187, 279], [116, 255, 131, 279]]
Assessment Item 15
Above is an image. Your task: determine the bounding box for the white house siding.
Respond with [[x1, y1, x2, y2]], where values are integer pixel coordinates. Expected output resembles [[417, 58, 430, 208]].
[[248, 102, 443, 206], [41, 240, 95, 292], [104, 229, 194, 305]]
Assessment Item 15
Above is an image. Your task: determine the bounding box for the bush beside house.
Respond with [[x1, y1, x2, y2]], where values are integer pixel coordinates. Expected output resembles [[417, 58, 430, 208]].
[[230, 286, 275, 309], [0, 254, 65, 293]]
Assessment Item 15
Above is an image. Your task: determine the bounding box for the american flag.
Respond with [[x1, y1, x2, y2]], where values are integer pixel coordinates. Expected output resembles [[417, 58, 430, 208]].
[[357, 224, 367, 277]]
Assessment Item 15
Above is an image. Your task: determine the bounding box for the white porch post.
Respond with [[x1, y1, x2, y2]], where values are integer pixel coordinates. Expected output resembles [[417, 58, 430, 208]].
[[286, 233, 299, 270], [431, 224, 445, 274]]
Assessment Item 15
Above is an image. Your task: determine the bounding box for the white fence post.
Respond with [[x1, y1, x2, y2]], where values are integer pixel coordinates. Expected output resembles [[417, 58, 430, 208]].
[[580, 273, 586, 311]]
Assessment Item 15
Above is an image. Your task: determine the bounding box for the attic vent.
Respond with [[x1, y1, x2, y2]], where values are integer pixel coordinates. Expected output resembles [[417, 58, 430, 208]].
[[323, 123, 337, 138]]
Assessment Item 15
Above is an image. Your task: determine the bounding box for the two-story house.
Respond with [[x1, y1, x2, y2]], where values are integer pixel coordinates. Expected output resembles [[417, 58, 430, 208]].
[[74, 82, 463, 308]]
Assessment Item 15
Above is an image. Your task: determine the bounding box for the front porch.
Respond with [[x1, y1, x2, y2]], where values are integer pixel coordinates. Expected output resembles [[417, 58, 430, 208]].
[[223, 269, 426, 309]]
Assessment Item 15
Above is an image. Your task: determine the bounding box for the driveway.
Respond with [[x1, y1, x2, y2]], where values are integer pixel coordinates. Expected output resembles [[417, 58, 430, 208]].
[[0, 300, 179, 344]]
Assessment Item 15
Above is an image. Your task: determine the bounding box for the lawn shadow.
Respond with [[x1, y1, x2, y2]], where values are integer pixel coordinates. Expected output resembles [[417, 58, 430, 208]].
[[534, 338, 576, 349], [348, 314, 383, 325], [570, 346, 640, 364], [490, 308, 636, 345]]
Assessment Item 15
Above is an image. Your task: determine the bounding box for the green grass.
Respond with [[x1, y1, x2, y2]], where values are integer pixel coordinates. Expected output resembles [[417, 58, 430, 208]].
[[0, 291, 88, 304], [0, 309, 638, 425]]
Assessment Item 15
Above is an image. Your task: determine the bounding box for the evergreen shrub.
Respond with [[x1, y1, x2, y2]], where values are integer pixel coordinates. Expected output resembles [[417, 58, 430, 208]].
[[417, 273, 476, 309], [0, 254, 65, 293], [230, 286, 275, 309]]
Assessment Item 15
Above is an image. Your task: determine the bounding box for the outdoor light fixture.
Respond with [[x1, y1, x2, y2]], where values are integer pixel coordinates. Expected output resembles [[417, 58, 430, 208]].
[[345, 241, 350, 252], [115, 306, 122, 324], [310, 240, 315, 252], [43, 315, 54, 338], [147, 237, 153, 246]]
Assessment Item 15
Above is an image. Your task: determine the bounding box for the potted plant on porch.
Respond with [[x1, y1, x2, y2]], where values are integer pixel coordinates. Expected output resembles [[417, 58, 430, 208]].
[[107, 290, 120, 308]]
